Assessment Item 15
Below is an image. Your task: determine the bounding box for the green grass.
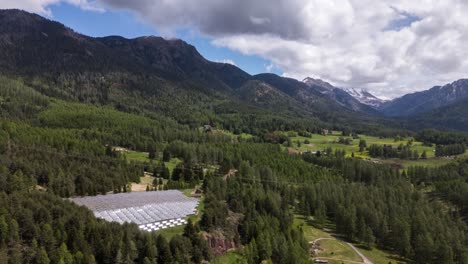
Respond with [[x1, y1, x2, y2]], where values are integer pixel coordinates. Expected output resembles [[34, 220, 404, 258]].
[[219, 130, 254, 140], [213, 252, 248, 264], [355, 245, 407, 264], [294, 214, 405, 264], [124, 150, 181, 174], [182, 188, 194, 197], [288, 132, 434, 157], [380, 157, 456, 168], [293, 215, 333, 241], [165, 158, 182, 174], [124, 151, 150, 162], [316, 239, 362, 262], [284, 131, 466, 168], [157, 225, 186, 240]]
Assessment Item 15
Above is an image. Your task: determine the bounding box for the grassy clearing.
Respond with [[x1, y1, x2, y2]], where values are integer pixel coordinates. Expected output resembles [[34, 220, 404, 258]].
[[165, 158, 182, 174], [124, 151, 150, 162], [284, 131, 466, 168], [157, 225, 185, 240], [293, 215, 333, 241], [316, 239, 362, 262], [294, 215, 404, 264], [122, 148, 181, 174], [356, 245, 407, 264], [130, 174, 155, 192], [287, 131, 435, 157], [380, 157, 455, 168], [213, 251, 248, 264], [216, 129, 254, 140]]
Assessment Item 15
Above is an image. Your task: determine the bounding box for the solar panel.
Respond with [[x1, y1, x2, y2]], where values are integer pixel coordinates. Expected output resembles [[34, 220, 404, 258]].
[[69, 190, 199, 231]]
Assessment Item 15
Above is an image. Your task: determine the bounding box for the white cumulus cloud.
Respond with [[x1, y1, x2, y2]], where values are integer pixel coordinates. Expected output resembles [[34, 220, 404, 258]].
[[0, 0, 103, 16], [3, 0, 468, 98]]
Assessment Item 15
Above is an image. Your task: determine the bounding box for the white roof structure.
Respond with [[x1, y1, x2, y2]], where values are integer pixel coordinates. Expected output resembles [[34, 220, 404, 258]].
[[69, 190, 198, 231]]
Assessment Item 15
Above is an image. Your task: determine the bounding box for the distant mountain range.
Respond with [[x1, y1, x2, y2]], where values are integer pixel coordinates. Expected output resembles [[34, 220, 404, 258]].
[[378, 79, 468, 117], [302, 77, 384, 111], [0, 9, 468, 131]]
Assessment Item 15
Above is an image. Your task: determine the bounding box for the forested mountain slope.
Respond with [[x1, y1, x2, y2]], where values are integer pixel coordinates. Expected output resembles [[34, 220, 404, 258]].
[[0, 8, 467, 264], [409, 97, 468, 132], [380, 79, 468, 117], [0, 9, 393, 136]]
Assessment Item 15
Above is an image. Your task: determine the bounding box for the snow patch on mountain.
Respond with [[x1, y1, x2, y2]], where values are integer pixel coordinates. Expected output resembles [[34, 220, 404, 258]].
[[303, 77, 385, 108], [341, 87, 385, 108]]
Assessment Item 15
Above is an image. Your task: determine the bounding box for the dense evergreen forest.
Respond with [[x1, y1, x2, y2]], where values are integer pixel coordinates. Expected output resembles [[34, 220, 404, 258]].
[[0, 72, 467, 264]]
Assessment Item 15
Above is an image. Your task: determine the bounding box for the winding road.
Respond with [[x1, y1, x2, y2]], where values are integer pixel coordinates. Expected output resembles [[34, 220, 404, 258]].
[[346, 242, 374, 264], [312, 238, 374, 264]]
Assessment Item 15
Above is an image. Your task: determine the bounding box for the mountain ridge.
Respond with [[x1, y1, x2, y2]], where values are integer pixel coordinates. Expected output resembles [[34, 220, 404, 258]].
[[1, 9, 468, 132], [0, 8, 384, 134], [379, 79, 468, 117]]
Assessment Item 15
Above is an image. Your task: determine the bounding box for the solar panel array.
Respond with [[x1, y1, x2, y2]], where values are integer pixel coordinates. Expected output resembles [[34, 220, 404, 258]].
[[69, 190, 198, 231]]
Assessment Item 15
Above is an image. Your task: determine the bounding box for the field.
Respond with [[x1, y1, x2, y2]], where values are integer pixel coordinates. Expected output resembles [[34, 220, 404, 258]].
[[121, 147, 182, 173], [284, 131, 466, 168], [316, 239, 362, 263], [293, 215, 405, 264], [213, 252, 247, 264], [131, 173, 155, 192]]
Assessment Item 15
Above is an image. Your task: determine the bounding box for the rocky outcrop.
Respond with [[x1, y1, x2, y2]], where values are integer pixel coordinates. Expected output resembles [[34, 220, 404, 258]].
[[202, 231, 239, 256]]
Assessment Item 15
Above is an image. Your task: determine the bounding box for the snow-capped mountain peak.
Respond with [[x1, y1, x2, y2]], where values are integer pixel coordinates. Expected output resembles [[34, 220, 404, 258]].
[[341, 87, 385, 108], [302, 77, 335, 92]]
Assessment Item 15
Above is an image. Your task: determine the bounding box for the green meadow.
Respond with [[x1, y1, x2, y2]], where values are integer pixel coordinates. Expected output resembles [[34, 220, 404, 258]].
[[284, 131, 466, 168], [293, 215, 406, 264]]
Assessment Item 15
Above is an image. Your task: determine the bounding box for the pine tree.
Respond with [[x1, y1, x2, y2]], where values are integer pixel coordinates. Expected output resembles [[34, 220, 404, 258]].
[[36, 247, 50, 264], [421, 150, 427, 159], [0, 215, 8, 244], [156, 235, 172, 264], [148, 145, 156, 160]]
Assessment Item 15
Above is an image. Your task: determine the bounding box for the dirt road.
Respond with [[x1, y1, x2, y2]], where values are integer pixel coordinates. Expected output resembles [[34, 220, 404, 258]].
[[311, 237, 374, 264], [346, 242, 374, 264]]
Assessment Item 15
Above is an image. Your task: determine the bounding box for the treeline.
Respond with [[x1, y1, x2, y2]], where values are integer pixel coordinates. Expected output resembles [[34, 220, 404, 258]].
[[435, 144, 466, 157], [297, 181, 467, 263], [0, 121, 144, 197], [303, 153, 400, 184], [367, 144, 421, 160], [39, 101, 233, 151], [416, 129, 468, 145], [32, 73, 334, 137], [408, 161, 468, 218], [200, 169, 311, 263], [0, 76, 49, 120], [299, 155, 468, 264], [165, 141, 335, 183], [0, 144, 141, 197]]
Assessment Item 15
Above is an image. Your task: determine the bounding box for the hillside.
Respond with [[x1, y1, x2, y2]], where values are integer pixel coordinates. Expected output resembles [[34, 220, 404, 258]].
[[302, 77, 379, 114], [379, 79, 468, 117], [409, 97, 468, 131], [0, 9, 391, 135], [0, 8, 467, 264]]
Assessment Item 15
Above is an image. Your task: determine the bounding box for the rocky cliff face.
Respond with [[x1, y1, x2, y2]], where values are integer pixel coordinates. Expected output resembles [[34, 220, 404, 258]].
[[202, 231, 239, 256]]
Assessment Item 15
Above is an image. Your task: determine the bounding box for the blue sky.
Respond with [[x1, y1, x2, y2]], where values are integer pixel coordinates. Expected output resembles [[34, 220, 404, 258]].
[[49, 3, 281, 76]]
